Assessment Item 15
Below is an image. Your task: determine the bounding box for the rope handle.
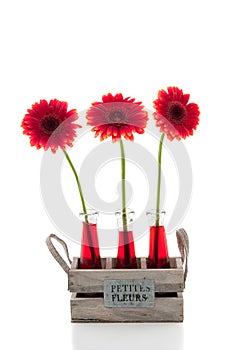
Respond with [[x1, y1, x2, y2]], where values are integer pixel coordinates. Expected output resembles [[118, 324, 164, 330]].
[[46, 234, 72, 274], [176, 228, 189, 284]]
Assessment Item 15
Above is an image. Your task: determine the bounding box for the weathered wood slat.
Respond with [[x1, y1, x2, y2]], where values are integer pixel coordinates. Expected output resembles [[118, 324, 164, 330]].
[[140, 257, 147, 269], [71, 257, 78, 269], [70, 293, 183, 323], [175, 257, 183, 269], [68, 258, 184, 293], [105, 257, 112, 269]]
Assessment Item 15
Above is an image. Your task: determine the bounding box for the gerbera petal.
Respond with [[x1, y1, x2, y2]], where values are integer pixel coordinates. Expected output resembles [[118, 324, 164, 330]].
[[102, 93, 116, 103], [135, 127, 145, 134], [114, 93, 124, 102], [107, 125, 113, 136], [112, 126, 119, 137], [182, 94, 190, 105], [122, 125, 134, 141]]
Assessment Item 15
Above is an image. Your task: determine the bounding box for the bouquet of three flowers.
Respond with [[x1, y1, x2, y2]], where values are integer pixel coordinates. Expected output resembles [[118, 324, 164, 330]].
[[22, 87, 199, 269]]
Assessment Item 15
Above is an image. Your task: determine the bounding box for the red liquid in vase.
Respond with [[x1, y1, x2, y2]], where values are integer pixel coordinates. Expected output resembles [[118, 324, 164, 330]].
[[116, 230, 137, 269], [148, 225, 170, 268], [79, 222, 101, 269]]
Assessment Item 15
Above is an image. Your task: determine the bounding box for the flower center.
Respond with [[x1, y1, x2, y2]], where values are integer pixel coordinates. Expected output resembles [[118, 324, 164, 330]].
[[167, 102, 186, 122], [109, 110, 125, 123], [40, 115, 60, 135]]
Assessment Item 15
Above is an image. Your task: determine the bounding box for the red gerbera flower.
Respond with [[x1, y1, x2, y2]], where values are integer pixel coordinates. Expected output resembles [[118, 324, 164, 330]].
[[86, 93, 148, 142], [21, 99, 81, 153], [153, 87, 200, 141]]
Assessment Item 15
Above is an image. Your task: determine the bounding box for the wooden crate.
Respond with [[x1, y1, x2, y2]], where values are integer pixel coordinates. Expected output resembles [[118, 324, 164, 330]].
[[69, 257, 184, 323], [46, 229, 188, 323]]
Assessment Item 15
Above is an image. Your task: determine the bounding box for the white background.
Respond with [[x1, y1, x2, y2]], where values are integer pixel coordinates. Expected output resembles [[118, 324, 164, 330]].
[[1, 0, 233, 349]]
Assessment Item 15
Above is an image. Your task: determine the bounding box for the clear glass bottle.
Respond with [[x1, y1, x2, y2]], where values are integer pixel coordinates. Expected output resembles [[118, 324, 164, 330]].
[[79, 209, 101, 269], [116, 208, 137, 269], [147, 209, 170, 268]]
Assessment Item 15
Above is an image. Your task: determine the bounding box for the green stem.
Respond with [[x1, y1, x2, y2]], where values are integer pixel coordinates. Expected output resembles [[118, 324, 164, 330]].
[[156, 133, 165, 226], [63, 149, 87, 219], [120, 138, 127, 232], [63, 149, 97, 264]]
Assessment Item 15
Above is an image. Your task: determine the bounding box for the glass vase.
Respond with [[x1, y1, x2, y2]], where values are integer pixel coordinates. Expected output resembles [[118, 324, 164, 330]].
[[79, 209, 101, 269], [116, 209, 137, 269], [147, 209, 170, 268]]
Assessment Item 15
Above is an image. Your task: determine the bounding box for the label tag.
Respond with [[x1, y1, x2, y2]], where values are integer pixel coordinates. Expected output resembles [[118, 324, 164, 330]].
[[104, 279, 155, 308]]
